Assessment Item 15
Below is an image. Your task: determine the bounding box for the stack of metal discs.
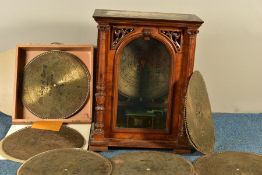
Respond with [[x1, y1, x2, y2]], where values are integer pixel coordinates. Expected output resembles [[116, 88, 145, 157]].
[[0, 51, 92, 163], [6, 50, 113, 174]]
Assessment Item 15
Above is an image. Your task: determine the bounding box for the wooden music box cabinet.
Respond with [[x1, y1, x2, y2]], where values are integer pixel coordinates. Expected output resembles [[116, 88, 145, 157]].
[[90, 9, 203, 152]]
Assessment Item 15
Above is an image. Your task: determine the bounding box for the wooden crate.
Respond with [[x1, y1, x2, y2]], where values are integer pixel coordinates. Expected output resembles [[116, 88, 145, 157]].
[[12, 44, 94, 124]]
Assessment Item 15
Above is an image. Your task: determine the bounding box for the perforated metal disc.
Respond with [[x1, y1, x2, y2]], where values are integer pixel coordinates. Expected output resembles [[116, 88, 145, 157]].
[[22, 51, 90, 119], [111, 151, 194, 175], [194, 152, 262, 175], [1, 126, 84, 162], [17, 148, 112, 175], [185, 71, 215, 154]]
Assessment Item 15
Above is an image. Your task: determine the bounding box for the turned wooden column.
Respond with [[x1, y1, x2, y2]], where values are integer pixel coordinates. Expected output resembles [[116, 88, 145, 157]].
[[90, 24, 110, 150]]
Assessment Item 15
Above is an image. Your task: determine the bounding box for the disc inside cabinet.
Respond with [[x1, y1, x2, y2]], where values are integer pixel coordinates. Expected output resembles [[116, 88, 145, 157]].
[[12, 45, 93, 124]]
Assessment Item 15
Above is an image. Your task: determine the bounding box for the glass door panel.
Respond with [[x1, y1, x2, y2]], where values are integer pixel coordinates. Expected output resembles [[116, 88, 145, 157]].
[[116, 38, 171, 129]]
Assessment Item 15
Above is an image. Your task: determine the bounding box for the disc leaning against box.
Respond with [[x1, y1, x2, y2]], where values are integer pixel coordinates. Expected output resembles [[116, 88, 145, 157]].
[[0, 126, 85, 162], [184, 71, 215, 154], [111, 151, 194, 175], [22, 50, 90, 119], [17, 148, 112, 175], [194, 151, 262, 175]]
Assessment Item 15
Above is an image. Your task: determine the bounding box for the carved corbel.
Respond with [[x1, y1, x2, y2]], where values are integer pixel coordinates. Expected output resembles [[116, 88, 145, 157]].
[[160, 30, 182, 51], [111, 27, 134, 49]]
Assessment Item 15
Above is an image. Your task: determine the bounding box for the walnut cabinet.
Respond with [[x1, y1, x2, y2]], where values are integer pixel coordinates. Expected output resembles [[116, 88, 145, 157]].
[[89, 9, 203, 152]]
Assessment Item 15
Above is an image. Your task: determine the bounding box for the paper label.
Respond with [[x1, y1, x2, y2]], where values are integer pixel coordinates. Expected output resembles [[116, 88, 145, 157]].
[[32, 121, 63, 131]]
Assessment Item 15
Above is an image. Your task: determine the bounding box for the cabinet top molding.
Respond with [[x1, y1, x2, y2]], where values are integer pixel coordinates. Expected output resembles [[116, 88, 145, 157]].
[[93, 9, 204, 24]]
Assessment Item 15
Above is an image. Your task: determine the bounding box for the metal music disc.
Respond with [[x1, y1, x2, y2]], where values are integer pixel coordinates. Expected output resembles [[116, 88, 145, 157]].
[[111, 151, 194, 175], [119, 38, 171, 100], [1, 126, 85, 162], [22, 51, 90, 119], [185, 71, 215, 154], [17, 148, 112, 175], [194, 152, 262, 175]]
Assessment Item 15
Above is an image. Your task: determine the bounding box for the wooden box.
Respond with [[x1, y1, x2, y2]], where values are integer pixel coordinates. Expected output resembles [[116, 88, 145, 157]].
[[12, 44, 94, 124]]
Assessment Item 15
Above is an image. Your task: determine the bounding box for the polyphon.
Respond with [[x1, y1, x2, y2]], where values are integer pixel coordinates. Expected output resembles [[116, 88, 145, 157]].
[[90, 9, 204, 152]]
